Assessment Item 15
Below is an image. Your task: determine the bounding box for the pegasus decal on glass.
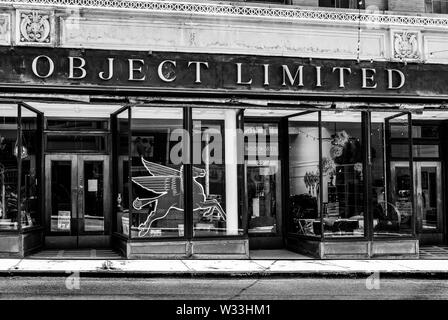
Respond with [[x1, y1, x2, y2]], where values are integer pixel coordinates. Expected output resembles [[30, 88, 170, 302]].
[[132, 157, 226, 237]]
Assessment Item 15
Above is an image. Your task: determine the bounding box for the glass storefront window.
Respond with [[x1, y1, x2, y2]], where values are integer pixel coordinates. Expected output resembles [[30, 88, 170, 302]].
[[390, 144, 439, 158], [371, 112, 413, 237], [245, 122, 281, 235], [46, 135, 107, 153], [417, 163, 442, 231], [192, 108, 243, 237], [20, 107, 40, 229], [412, 125, 439, 139], [130, 107, 185, 238], [0, 105, 19, 231], [288, 112, 320, 237], [47, 119, 108, 131], [115, 108, 130, 236], [321, 111, 365, 238]]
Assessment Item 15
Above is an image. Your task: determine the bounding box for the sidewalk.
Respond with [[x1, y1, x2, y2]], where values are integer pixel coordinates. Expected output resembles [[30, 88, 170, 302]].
[[2, 258, 448, 277]]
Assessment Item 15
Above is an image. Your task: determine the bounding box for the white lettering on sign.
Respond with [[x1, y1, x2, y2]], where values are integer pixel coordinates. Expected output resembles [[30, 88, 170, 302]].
[[99, 58, 114, 81], [68, 57, 87, 79], [26, 54, 410, 92], [236, 63, 252, 85], [188, 61, 209, 84], [361, 68, 377, 89], [31, 55, 54, 78], [282, 65, 304, 86], [158, 60, 177, 83], [332, 67, 352, 88], [387, 69, 406, 90], [128, 59, 146, 81]]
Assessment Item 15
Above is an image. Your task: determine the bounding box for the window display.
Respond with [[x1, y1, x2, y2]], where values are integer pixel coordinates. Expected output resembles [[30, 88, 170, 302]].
[[20, 107, 40, 229], [371, 112, 413, 237], [130, 107, 185, 238], [115, 107, 130, 236], [288, 112, 320, 237], [0, 106, 18, 231], [192, 108, 243, 237], [245, 122, 281, 235], [321, 111, 365, 238]]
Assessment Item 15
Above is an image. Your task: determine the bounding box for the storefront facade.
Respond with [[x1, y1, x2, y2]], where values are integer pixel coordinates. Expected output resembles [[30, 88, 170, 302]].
[[0, 0, 447, 259]]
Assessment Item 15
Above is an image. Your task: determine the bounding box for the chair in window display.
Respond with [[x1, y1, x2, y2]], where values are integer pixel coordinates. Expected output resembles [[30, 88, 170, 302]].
[[373, 200, 401, 234], [289, 193, 318, 235]]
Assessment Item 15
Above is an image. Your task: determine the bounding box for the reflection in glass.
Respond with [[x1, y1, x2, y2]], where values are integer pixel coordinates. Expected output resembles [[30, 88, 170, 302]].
[[47, 119, 108, 131], [83, 161, 104, 232], [418, 164, 441, 231], [0, 107, 18, 231], [116, 109, 129, 236], [192, 108, 243, 237], [391, 144, 439, 158], [130, 108, 185, 238], [387, 163, 413, 235], [46, 135, 106, 152], [245, 123, 281, 235], [372, 112, 413, 237], [21, 109, 40, 228], [288, 113, 320, 236], [412, 125, 439, 139], [50, 161, 72, 232], [321, 111, 365, 238]]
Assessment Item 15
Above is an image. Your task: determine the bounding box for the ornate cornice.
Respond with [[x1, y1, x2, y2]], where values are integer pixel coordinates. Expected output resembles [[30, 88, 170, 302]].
[[0, 0, 447, 28]]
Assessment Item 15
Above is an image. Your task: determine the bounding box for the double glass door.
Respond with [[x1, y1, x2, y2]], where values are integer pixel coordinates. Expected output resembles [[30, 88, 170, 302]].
[[415, 162, 442, 232], [391, 161, 443, 238], [45, 154, 110, 248]]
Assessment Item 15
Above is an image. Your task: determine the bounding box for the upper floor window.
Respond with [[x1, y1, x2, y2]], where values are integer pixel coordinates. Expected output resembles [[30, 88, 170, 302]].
[[425, 0, 448, 13], [319, 0, 364, 9]]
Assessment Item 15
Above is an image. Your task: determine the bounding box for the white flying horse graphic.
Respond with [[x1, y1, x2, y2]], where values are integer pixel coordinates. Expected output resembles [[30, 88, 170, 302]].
[[132, 158, 227, 237]]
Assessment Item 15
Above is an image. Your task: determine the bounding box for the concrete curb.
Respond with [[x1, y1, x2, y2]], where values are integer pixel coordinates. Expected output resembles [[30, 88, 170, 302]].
[[2, 258, 448, 278], [3, 269, 448, 279]]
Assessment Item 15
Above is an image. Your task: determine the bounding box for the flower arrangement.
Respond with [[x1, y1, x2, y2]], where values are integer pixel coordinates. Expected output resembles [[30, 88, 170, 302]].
[[321, 157, 336, 177]]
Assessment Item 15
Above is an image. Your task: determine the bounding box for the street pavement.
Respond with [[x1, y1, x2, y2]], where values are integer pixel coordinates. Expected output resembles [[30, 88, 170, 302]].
[[1, 276, 448, 299]]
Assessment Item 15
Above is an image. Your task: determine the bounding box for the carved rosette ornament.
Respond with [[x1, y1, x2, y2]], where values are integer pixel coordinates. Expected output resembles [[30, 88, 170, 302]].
[[393, 31, 420, 60], [17, 10, 54, 46]]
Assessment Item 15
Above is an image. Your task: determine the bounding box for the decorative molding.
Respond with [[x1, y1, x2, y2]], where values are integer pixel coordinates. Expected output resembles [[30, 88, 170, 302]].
[[0, 0, 448, 28], [60, 16, 387, 59], [423, 34, 448, 64], [0, 13, 10, 45], [390, 30, 422, 61], [16, 9, 55, 46]]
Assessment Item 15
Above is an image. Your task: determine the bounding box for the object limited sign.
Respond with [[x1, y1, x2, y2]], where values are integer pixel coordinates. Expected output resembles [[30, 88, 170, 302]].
[[0, 47, 447, 97]]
